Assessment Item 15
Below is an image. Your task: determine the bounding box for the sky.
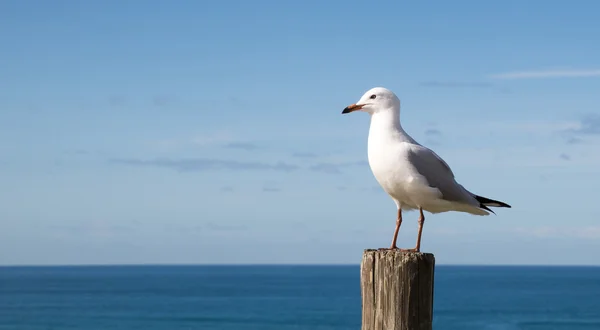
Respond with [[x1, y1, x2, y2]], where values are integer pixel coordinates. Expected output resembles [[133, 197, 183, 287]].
[[1, 0, 600, 266]]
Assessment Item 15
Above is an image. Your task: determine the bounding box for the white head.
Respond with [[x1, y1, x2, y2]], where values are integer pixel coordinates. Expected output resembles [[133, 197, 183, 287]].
[[342, 87, 400, 115]]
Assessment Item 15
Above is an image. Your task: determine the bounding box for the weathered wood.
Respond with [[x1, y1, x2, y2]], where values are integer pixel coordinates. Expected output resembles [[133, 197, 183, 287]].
[[360, 249, 435, 330]]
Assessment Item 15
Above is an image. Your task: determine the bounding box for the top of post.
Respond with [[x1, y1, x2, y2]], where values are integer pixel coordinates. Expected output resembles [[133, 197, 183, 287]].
[[364, 248, 435, 258]]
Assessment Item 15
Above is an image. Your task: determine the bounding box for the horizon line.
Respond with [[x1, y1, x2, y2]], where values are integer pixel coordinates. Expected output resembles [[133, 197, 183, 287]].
[[1, 263, 599, 268]]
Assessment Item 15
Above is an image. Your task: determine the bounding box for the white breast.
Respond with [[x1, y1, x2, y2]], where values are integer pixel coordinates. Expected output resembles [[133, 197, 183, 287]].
[[367, 115, 418, 208]]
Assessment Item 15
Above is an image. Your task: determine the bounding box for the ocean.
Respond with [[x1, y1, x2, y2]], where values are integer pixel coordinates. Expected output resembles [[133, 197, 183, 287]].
[[1, 265, 599, 330]]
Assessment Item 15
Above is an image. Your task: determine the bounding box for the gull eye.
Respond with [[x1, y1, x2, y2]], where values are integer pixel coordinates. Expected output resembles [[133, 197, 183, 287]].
[[370, 94, 377, 99]]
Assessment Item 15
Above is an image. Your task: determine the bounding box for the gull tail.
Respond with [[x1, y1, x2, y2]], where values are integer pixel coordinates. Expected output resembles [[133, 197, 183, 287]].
[[474, 195, 511, 214]]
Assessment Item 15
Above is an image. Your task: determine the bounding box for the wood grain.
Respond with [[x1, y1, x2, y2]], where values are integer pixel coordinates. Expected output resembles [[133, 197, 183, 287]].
[[360, 249, 435, 330]]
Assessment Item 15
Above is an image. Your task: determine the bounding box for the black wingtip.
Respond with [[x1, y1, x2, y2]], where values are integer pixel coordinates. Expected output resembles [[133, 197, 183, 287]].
[[480, 204, 496, 214], [475, 195, 511, 210]]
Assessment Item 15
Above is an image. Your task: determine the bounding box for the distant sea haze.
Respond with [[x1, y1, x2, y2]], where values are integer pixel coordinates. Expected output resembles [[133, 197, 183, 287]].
[[1, 265, 599, 330]]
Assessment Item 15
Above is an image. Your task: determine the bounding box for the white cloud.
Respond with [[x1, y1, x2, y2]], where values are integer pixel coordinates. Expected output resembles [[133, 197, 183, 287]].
[[490, 69, 600, 80]]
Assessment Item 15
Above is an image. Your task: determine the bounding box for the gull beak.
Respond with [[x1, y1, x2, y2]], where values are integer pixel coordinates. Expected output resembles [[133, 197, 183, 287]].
[[342, 103, 364, 114]]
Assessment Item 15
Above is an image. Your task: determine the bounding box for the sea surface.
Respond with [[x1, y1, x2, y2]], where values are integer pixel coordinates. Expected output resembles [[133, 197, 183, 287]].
[[1, 265, 599, 330]]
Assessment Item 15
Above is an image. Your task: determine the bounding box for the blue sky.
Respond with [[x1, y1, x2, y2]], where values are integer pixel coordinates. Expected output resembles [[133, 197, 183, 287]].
[[1, 0, 600, 265]]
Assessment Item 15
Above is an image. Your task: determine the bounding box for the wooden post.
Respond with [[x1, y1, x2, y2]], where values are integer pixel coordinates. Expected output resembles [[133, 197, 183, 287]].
[[360, 249, 435, 330]]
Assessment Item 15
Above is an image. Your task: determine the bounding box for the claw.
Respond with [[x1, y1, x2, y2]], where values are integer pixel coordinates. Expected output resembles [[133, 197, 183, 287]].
[[400, 248, 419, 253]]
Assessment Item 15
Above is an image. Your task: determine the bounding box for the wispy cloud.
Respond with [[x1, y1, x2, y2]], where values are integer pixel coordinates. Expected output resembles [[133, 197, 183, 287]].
[[420, 81, 493, 88], [191, 131, 234, 146], [309, 163, 343, 174], [262, 186, 282, 193], [480, 120, 579, 135], [559, 114, 600, 144], [490, 69, 600, 80], [261, 181, 282, 193], [424, 128, 443, 146], [223, 142, 261, 150], [228, 96, 244, 106], [559, 153, 571, 161], [154, 131, 234, 151], [568, 114, 600, 135], [309, 160, 368, 174], [221, 186, 234, 193], [110, 157, 299, 172], [424, 128, 443, 137], [513, 226, 600, 239], [566, 137, 583, 145], [292, 152, 320, 159]]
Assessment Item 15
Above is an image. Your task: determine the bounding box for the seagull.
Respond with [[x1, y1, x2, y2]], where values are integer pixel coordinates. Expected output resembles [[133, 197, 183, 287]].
[[342, 87, 511, 252]]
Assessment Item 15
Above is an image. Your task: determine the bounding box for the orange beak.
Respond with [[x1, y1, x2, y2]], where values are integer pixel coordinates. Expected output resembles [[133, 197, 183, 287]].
[[342, 103, 364, 114]]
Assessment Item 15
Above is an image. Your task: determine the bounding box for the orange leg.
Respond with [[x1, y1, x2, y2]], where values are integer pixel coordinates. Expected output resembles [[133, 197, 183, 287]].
[[401, 207, 425, 253], [379, 209, 402, 250]]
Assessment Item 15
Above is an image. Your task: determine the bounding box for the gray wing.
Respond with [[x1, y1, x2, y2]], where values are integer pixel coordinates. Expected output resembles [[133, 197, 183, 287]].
[[406, 146, 477, 205]]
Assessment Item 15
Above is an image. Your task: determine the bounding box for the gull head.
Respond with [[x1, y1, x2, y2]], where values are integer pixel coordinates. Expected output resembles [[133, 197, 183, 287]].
[[342, 87, 400, 115]]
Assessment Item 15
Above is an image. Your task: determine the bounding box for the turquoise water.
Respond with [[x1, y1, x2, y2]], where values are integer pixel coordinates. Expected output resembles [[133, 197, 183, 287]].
[[1, 265, 599, 329]]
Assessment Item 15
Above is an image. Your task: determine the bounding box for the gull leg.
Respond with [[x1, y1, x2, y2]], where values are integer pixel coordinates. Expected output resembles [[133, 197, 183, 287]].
[[401, 208, 425, 253], [379, 209, 402, 250], [390, 208, 403, 249], [414, 207, 425, 252]]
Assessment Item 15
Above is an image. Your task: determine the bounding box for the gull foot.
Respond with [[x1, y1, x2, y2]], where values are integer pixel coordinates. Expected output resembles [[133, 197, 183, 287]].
[[399, 248, 420, 253], [378, 246, 399, 250]]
